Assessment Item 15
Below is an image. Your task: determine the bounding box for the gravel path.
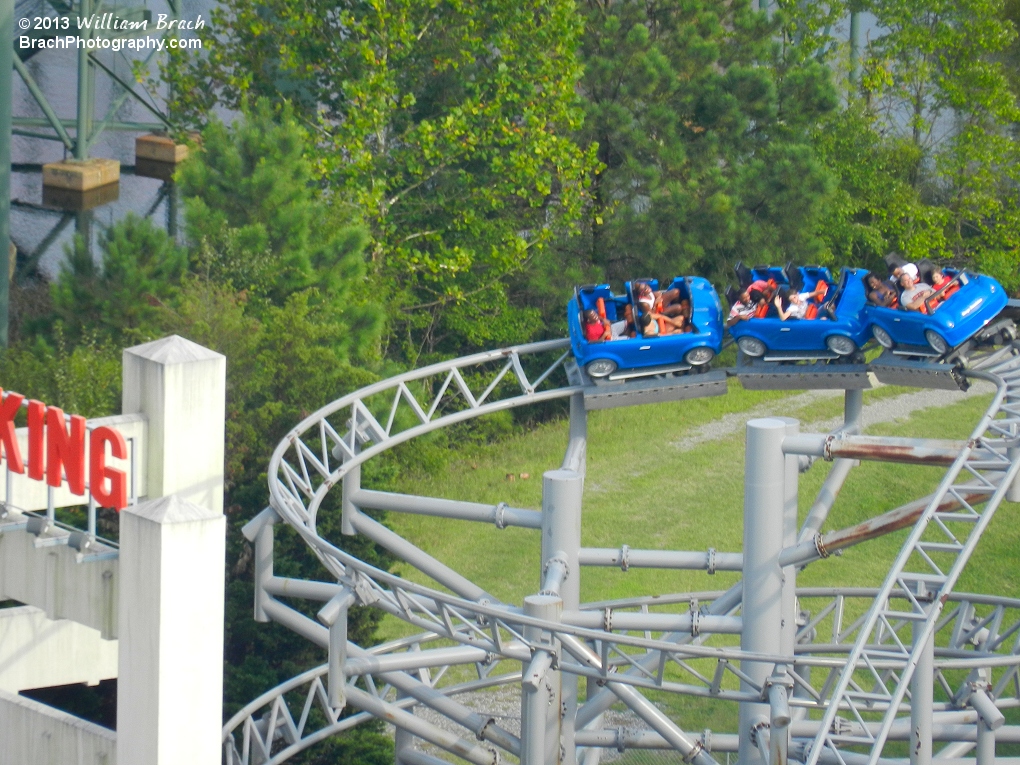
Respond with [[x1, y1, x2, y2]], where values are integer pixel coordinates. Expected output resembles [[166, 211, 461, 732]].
[[671, 381, 992, 452], [395, 381, 994, 762]]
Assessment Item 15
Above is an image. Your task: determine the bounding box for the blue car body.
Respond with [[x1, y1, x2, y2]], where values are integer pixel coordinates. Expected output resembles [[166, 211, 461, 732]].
[[730, 267, 872, 357], [568, 276, 724, 379], [864, 271, 1008, 353]]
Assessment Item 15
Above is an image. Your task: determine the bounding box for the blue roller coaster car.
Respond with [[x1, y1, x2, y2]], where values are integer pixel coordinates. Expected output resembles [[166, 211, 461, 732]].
[[730, 267, 872, 360], [865, 271, 1010, 357], [568, 276, 724, 381]]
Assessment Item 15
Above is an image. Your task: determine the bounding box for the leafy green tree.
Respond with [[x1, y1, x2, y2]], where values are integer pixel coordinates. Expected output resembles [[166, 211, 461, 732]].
[[810, 103, 950, 267], [178, 101, 384, 359], [50, 213, 187, 344], [576, 0, 837, 283], [156, 278, 392, 722], [165, 0, 595, 358], [855, 0, 1020, 289], [0, 329, 121, 418]]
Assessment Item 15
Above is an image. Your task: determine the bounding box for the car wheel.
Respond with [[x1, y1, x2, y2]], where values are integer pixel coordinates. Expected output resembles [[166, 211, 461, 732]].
[[872, 325, 894, 350], [825, 335, 858, 357], [585, 358, 618, 378], [737, 337, 767, 358], [684, 346, 715, 366], [925, 329, 950, 355]]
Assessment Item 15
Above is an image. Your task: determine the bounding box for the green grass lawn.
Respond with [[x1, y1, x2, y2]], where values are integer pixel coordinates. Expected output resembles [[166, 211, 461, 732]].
[[364, 379, 1019, 754], [374, 382, 1011, 633]]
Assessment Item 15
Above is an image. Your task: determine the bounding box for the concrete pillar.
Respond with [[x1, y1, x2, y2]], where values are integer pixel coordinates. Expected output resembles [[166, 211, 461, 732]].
[[122, 335, 226, 513], [740, 419, 787, 765], [542, 468, 582, 765], [116, 494, 225, 765]]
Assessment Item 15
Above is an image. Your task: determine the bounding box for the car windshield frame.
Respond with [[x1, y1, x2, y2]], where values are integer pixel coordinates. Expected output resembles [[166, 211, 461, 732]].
[[922, 272, 969, 315], [819, 268, 850, 319]]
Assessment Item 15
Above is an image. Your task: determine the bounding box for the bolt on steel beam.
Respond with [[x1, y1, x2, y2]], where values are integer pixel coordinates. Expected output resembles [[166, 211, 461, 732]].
[[351, 488, 541, 528], [784, 433, 968, 466], [578, 547, 742, 571], [780, 489, 988, 568]]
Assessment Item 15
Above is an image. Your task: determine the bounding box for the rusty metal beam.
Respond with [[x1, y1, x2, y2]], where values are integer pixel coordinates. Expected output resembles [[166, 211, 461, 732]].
[[784, 434, 968, 466], [780, 490, 987, 568]]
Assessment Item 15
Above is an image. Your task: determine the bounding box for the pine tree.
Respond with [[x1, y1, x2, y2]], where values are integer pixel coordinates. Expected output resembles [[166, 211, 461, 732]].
[[577, 0, 838, 283]]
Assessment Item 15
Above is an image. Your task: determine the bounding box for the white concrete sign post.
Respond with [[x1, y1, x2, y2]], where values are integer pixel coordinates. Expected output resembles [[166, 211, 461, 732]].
[[0, 335, 227, 765], [117, 495, 225, 765]]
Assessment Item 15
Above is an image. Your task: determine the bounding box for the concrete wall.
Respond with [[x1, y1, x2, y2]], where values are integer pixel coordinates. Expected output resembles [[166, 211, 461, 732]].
[[0, 606, 117, 693], [0, 529, 117, 638], [0, 688, 115, 765]]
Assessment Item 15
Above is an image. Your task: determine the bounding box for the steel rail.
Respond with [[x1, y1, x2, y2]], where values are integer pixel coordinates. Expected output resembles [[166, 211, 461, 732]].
[[251, 336, 1020, 765]]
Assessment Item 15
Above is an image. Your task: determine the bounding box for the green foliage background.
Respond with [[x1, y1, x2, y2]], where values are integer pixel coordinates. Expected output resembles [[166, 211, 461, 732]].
[[7, 0, 1020, 759]]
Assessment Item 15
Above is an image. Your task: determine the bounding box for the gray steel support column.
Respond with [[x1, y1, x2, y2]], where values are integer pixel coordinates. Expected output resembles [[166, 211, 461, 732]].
[[777, 416, 811, 724], [798, 459, 853, 542], [976, 719, 995, 765], [911, 618, 934, 765], [577, 705, 604, 765], [521, 594, 563, 765], [563, 392, 587, 475], [254, 516, 274, 623], [342, 451, 360, 536], [775, 417, 800, 741], [776, 418, 799, 657], [75, 0, 93, 159], [318, 589, 355, 710], [167, 181, 179, 241], [1008, 424, 1020, 502], [0, 0, 11, 347], [741, 419, 787, 765], [543, 468, 582, 765], [844, 389, 863, 434], [394, 693, 415, 765], [849, 9, 863, 87]]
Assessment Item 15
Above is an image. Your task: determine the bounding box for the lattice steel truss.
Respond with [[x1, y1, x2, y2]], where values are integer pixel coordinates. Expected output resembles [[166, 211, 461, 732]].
[[226, 340, 1020, 765]]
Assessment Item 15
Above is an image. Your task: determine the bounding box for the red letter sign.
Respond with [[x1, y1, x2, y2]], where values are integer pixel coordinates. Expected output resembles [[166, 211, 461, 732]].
[[89, 427, 128, 510], [27, 400, 45, 481], [0, 390, 25, 474], [46, 406, 86, 495]]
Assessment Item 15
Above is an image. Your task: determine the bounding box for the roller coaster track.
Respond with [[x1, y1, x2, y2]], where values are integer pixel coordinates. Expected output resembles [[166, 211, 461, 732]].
[[225, 338, 1020, 765]]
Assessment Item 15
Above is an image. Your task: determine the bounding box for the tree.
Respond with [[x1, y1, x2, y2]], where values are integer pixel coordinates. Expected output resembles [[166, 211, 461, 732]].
[[575, 0, 838, 284], [156, 278, 392, 723], [165, 0, 596, 359], [177, 100, 385, 359], [50, 213, 187, 344], [855, 0, 1020, 289]]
